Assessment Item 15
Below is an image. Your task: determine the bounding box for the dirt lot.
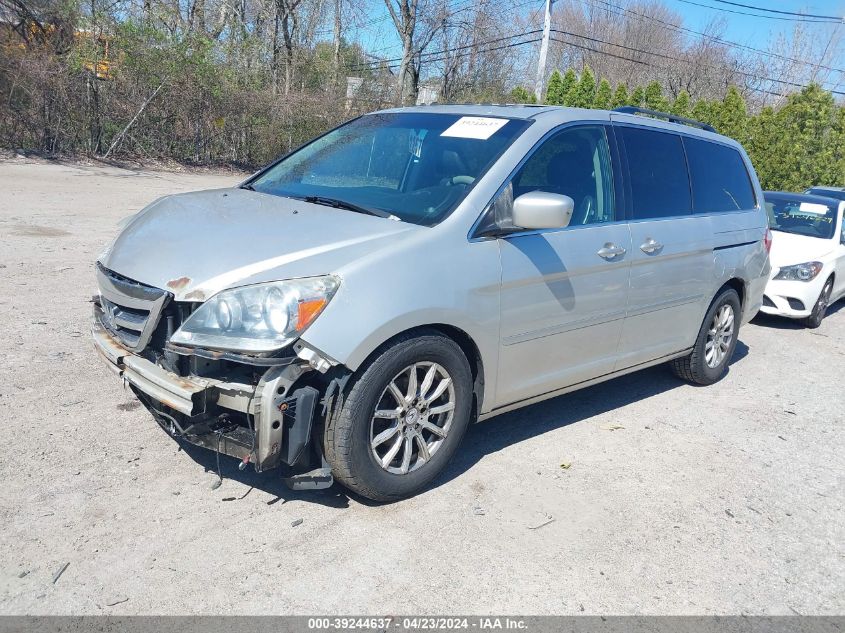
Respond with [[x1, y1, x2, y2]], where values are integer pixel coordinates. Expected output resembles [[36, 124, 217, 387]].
[[0, 158, 843, 615]]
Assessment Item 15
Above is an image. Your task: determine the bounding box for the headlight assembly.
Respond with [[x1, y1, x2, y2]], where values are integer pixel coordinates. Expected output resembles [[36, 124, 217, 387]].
[[774, 262, 823, 282], [170, 276, 339, 353]]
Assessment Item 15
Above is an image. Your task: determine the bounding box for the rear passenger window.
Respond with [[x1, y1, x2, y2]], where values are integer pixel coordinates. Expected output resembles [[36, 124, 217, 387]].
[[684, 137, 756, 213], [620, 127, 691, 219]]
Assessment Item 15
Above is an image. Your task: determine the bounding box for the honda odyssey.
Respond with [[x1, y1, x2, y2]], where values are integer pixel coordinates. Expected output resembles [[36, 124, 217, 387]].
[[92, 105, 771, 500]]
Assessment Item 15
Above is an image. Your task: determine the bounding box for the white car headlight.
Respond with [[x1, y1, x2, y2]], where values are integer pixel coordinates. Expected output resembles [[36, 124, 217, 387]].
[[170, 276, 339, 353], [773, 262, 823, 282]]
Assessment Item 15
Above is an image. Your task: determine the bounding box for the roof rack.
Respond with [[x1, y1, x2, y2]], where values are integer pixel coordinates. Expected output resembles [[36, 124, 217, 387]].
[[612, 106, 717, 133]]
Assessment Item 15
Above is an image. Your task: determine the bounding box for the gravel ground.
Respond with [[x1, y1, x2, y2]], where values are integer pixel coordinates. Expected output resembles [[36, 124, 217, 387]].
[[0, 158, 843, 615]]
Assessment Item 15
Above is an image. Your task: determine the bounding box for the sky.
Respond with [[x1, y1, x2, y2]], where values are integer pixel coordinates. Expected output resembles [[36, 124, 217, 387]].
[[353, 0, 845, 75], [672, 0, 845, 44]]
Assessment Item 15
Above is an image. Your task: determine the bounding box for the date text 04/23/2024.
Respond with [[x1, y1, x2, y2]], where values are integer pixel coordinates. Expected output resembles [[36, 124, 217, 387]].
[[307, 617, 527, 630]]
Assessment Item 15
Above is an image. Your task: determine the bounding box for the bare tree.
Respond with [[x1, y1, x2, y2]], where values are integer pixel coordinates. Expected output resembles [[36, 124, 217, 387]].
[[384, 0, 419, 104], [429, 0, 528, 102], [384, 0, 442, 104], [756, 21, 845, 108], [271, 0, 302, 94]]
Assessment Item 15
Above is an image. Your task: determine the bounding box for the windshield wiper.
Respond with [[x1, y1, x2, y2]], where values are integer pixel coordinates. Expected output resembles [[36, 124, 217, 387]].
[[302, 195, 399, 221], [240, 183, 256, 191]]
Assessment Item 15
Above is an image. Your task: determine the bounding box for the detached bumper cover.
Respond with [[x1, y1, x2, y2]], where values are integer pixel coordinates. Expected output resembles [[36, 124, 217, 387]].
[[92, 317, 321, 472], [92, 319, 210, 416]]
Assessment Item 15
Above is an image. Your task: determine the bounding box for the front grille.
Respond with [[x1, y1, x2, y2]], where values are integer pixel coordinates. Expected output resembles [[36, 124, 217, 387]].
[[96, 263, 171, 351]]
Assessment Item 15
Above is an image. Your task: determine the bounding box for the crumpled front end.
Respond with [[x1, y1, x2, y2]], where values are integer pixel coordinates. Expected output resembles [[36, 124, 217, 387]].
[[91, 263, 338, 482]]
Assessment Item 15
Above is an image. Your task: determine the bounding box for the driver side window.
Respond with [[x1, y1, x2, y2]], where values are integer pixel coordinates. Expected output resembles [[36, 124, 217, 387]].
[[511, 125, 616, 227]]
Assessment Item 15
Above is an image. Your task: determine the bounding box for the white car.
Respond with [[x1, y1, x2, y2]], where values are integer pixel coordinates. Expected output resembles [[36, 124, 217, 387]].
[[762, 191, 845, 328]]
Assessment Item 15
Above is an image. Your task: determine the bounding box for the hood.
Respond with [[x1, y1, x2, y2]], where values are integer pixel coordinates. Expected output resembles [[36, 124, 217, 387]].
[[99, 188, 418, 301], [769, 230, 835, 270]]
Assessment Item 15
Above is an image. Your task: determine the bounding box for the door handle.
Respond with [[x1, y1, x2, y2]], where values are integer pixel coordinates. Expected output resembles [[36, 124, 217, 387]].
[[640, 238, 664, 254], [597, 243, 627, 260]]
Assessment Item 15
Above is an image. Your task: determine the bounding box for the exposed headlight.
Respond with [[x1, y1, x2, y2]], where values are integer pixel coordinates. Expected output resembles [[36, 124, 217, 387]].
[[170, 276, 339, 353], [774, 262, 823, 282]]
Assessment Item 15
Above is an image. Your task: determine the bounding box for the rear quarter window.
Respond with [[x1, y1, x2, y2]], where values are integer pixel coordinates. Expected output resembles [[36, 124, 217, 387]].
[[684, 137, 756, 213]]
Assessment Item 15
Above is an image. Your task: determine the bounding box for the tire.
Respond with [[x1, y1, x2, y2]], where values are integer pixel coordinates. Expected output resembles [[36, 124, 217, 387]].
[[804, 278, 833, 329], [323, 331, 473, 502], [670, 287, 741, 386]]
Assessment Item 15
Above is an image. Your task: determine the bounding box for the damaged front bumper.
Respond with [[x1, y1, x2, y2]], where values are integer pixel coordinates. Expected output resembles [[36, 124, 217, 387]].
[[93, 319, 210, 415], [92, 317, 325, 475]]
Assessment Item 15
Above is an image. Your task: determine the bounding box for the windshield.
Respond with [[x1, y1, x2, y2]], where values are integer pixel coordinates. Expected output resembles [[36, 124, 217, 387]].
[[765, 195, 838, 239], [806, 188, 845, 202], [248, 112, 530, 226]]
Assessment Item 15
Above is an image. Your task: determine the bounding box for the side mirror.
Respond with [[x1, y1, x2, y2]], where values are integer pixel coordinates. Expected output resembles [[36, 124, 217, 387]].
[[512, 191, 574, 230]]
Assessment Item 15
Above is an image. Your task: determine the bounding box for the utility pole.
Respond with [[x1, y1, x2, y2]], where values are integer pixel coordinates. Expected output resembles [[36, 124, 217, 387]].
[[534, 0, 554, 103]]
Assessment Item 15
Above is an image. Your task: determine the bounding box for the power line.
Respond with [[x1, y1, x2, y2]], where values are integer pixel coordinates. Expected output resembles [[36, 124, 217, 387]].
[[349, 24, 841, 99], [553, 28, 693, 63], [584, 0, 845, 76], [550, 29, 845, 95], [339, 0, 843, 100], [670, 0, 844, 24], [352, 0, 540, 61], [405, 36, 543, 68], [549, 36, 648, 66], [705, 0, 843, 21], [352, 0, 544, 66], [352, 30, 541, 69], [345, 29, 543, 72], [554, 29, 845, 95], [548, 35, 787, 97]]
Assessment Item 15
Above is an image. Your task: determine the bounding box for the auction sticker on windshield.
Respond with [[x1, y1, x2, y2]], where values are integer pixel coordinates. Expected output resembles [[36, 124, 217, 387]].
[[798, 202, 830, 214], [441, 116, 508, 140]]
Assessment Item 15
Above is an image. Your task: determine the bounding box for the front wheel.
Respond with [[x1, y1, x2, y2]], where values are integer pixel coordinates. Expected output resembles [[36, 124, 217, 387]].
[[805, 278, 833, 329], [670, 287, 741, 385], [323, 331, 473, 501]]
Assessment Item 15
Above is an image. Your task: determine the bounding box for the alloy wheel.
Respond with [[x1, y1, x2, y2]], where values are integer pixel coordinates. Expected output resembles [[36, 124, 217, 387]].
[[705, 304, 734, 368], [369, 362, 456, 475]]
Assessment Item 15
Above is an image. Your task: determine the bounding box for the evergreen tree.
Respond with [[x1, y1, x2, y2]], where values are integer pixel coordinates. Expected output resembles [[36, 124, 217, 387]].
[[559, 68, 578, 106], [537, 73, 843, 192], [569, 66, 597, 108], [510, 86, 537, 104], [593, 78, 612, 109], [691, 99, 712, 125], [670, 90, 691, 118], [544, 70, 565, 105], [611, 84, 629, 108], [630, 86, 645, 107], [767, 84, 840, 191], [644, 81, 669, 112], [834, 107, 845, 185], [717, 86, 748, 143], [745, 106, 778, 190]]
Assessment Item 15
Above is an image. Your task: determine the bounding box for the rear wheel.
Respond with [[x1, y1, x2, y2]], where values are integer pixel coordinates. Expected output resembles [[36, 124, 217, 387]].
[[323, 331, 473, 501], [805, 278, 833, 329], [670, 288, 741, 385]]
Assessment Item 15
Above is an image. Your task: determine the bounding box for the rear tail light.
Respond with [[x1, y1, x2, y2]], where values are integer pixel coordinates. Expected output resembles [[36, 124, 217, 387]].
[[764, 228, 772, 253]]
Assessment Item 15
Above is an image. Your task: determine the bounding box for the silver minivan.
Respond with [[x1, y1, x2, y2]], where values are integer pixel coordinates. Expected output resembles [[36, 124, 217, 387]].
[[92, 105, 771, 500]]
